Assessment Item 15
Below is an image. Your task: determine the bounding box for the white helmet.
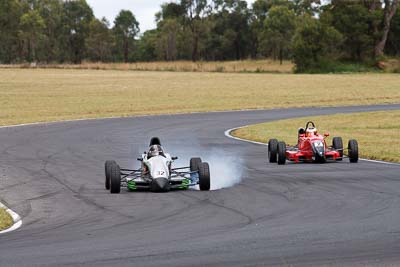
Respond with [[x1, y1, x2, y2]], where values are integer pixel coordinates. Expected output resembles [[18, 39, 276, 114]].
[[148, 145, 163, 158], [306, 127, 317, 136]]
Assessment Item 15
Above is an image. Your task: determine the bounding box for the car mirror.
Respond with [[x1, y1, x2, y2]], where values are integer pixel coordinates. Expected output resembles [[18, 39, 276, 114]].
[[172, 156, 178, 160]]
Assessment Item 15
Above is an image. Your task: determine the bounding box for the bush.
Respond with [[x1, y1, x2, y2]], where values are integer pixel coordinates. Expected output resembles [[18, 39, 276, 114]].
[[304, 61, 379, 74], [293, 16, 343, 73]]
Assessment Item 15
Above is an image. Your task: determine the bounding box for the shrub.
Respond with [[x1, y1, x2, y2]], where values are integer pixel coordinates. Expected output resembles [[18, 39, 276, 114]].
[[293, 16, 343, 73]]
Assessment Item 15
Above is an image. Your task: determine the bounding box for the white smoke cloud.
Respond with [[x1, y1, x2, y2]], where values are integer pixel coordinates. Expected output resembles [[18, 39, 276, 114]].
[[201, 151, 243, 190], [168, 142, 244, 191]]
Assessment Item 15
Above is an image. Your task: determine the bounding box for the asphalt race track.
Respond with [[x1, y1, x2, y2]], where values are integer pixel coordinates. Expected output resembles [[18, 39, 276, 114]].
[[1, 104, 400, 267]]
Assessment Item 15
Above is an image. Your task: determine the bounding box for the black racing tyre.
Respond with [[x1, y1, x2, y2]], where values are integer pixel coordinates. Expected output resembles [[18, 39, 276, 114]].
[[110, 163, 121, 194], [104, 160, 116, 190], [198, 162, 210, 191], [268, 139, 278, 163], [314, 153, 326, 164], [150, 137, 161, 146], [277, 141, 286, 165], [332, 137, 343, 160], [190, 157, 202, 172], [348, 139, 359, 163]]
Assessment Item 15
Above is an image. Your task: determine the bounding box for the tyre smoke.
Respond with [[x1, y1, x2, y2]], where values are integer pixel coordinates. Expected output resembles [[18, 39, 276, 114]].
[[201, 151, 243, 190], [171, 146, 244, 191]]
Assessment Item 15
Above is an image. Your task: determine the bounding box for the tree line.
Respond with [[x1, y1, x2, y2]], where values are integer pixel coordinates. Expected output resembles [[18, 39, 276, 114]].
[[1, 0, 399, 72]]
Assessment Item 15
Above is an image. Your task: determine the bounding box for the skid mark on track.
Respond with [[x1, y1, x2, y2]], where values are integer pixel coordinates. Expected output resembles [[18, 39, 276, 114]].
[[179, 191, 254, 227]]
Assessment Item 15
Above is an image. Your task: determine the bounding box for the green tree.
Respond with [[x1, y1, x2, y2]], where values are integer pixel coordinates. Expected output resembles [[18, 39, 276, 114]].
[[0, 0, 22, 63], [207, 0, 251, 60], [36, 0, 64, 62], [321, 2, 374, 61], [292, 15, 342, 72], [62, 0, 94, 63], [156, 2, 185, 23], [251, 0, 271, 22], [386, 8, 400, 55], [291, 0, 321, 16], [155, 2, 188, 60], [374, 0, 399, 58], [259, 5, 296, 64], [136, 29, 159, 61], [181, 0, 209, 61], [86, 18, 113, 62], [157, 19, 181, 61], [250, 0, 304, 59], [113, 10, 139, 62], [19, 9, 45, 62]]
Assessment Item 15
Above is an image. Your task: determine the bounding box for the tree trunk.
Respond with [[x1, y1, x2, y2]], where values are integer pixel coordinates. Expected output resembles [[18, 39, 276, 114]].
[[27, 38, 32, 63], [124, 39, 129, 63], [374, 0, 399, 58], [192, 35, 198, 62], [31, 36, 36, 63], [189, 18, 199, 62], [366, 0, 380, 11]]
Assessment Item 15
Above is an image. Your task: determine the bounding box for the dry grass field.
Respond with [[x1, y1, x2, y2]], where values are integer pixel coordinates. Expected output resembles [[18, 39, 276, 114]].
[[0, 59, 294, 73], [0, 69, 399, 126], [0, 208, 12, 231], [232, 110, 400, 163]]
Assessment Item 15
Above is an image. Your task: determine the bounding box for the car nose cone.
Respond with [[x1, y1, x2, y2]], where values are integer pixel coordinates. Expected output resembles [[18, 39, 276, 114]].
[[151, 178, 170, 192]]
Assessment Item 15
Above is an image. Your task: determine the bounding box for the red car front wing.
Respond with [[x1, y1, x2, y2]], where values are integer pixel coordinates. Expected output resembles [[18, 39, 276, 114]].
[[286, 148, 341, 163]]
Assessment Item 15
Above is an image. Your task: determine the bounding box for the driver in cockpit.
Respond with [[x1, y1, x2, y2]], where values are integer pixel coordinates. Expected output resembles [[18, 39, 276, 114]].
[[143, 145, 166, 175], [147, 145, 165, 159]]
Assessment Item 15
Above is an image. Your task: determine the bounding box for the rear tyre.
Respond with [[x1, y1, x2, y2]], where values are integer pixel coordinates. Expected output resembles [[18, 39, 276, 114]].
[[198, 162, 210, 191], [277, 141, 286, 165], [332, 137, 343, 161], [104, 160, 116, 190], [190, 157, 202, 172], [268, 139, 278, 163], [110, 163, 121, 194], [348, 139, 359, 163]]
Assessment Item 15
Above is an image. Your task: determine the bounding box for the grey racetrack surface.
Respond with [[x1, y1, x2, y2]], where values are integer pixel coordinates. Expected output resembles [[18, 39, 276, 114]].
[[1, 104, 400, 266]]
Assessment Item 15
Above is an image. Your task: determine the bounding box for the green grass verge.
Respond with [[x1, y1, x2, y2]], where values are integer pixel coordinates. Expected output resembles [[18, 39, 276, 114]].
[[0, 208, 13, 231], [232, 110, 400, 163], [0, 69, 400, 126]]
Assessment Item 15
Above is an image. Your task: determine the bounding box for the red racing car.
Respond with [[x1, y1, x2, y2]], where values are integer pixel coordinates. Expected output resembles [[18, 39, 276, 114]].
[[268, 121, 359, 165]]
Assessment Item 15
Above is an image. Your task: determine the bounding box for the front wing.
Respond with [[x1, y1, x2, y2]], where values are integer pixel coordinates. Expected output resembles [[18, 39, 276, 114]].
[[285, 147, 342, 162], [119, 167, 199, 191]]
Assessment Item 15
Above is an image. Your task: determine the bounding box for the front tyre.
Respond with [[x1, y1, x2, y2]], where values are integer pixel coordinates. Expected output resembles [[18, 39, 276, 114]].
[[268, 139, 278, 163], [277, 141, 286, 165], [348, 139, 359, 163], [198, 162, 210, 191], [105, 160, 116, 190], [332, 137, 343, 161], [190, 157, 202, 172], [110, 163, 121, 194]]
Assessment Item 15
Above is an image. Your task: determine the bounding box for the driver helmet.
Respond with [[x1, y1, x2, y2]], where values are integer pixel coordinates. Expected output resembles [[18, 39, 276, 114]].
[[149, 145, 163, 157], [306, 127, 317, 136]]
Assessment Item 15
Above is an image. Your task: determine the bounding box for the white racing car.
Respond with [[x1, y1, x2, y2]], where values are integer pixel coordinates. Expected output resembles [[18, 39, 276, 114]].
[[105, 137, 211, 193]]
